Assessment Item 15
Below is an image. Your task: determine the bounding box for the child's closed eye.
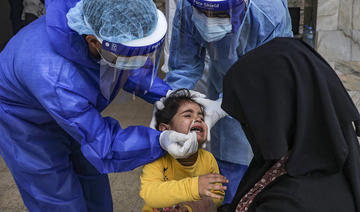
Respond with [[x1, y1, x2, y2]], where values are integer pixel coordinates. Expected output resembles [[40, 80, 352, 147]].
[[183, 114, 192, 118]]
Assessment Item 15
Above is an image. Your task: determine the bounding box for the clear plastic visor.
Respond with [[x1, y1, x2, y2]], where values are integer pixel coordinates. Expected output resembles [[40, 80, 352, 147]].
[[196, 8, 230, 18], [98, 41, 164, 101]]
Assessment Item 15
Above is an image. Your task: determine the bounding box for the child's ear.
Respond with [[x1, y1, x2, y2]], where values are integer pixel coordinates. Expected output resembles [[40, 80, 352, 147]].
[[158, 123, 170, 131]]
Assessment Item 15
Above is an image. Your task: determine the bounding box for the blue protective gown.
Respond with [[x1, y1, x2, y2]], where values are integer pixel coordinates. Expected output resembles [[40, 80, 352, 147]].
[[0, 0, 171, 211], [165, 0, 293, 204]]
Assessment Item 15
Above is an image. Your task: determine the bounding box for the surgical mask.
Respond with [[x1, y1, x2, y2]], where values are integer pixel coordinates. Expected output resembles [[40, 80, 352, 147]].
[[97, 47, 148, 70], [192, 7, 232, 43], [116, 56, 148, 70]]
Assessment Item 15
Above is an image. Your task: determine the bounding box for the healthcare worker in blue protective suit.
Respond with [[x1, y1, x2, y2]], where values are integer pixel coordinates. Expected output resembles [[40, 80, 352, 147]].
[[0, 0, 229, 211], [163, 0, 293, 204]]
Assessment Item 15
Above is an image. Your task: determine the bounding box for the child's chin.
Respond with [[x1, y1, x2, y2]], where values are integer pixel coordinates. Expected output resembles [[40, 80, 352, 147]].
[[197, 137, 207, 145]]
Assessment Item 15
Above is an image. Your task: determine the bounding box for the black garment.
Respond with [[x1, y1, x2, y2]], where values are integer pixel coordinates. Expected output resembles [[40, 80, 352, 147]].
[[8, 0, 24, 34], [8, 0, 44, 35], [219, 38, 360, 212]]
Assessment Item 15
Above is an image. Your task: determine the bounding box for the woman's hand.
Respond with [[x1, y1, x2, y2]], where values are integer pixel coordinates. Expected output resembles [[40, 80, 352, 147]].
[[198, 173, 228, 199]]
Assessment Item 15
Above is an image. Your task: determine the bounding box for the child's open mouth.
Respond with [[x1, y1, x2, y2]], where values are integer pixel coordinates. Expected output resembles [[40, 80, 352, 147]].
[[190, 126, 203, 133], [188, 121, 206, 141]]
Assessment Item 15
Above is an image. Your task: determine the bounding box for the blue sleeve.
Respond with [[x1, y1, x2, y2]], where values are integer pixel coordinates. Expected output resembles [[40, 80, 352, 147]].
[[164, 2, 206, 90], [23, 65, 166, 174], [268, 0, 293, 39]]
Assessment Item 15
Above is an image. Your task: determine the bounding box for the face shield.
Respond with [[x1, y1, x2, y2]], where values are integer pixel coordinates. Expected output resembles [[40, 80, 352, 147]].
[[178, 0, 247, 60], [91, 9, 167, 100]]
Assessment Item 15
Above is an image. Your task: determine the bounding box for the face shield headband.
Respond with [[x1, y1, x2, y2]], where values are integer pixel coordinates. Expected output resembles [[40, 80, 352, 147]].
[[85, 9, 167, 100], [187, 0, 248, 33]]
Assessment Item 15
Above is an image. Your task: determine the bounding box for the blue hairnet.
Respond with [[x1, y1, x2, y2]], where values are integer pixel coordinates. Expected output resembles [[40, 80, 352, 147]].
[[67, 0, 158, 44]]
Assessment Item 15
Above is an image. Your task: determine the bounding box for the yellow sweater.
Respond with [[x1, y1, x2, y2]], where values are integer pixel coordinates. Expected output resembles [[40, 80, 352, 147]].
[[140, 149, 224, 211]]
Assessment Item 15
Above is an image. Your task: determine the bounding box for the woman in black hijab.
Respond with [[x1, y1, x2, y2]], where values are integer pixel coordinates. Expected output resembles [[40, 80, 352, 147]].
[[219, 38, 360, 212]]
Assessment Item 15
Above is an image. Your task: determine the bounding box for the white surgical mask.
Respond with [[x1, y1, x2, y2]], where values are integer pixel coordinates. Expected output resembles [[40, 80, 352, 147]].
[[97, 47, 148, 71], [114, 55, 148, 70], [191, 7, 232, 43]]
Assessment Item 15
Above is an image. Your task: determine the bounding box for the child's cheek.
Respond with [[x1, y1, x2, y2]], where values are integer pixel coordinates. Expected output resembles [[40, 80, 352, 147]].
[[182, 119, 193, 134]]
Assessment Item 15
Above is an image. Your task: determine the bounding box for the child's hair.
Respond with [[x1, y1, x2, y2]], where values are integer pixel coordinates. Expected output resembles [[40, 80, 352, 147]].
[[155, 89, 205, 130]]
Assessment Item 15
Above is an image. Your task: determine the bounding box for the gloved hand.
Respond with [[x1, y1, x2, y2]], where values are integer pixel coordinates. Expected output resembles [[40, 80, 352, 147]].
[[159, 130, 198, 159], [192, 97, 228, 141], [149, 89, 207, 129]]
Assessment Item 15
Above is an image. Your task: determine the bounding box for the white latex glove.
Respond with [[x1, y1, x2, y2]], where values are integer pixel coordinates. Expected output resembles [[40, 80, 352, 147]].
[[149, 90, 207, 129], [160, 90, 206, 108], [159, 130, 198, 159], [192, 97, 228, 141]]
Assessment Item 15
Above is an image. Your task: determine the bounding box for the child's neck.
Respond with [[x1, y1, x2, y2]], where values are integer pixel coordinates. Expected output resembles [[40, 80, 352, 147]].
[[177, 151, 198, 166]]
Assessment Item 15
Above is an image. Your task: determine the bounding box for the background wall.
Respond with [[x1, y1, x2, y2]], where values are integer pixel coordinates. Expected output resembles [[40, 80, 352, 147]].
[[315, 0, 360, 105], [316, 0, 360, 64]]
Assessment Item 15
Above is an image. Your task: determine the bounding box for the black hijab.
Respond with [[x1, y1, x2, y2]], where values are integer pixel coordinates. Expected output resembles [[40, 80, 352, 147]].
[[221, 38, 360, 211]]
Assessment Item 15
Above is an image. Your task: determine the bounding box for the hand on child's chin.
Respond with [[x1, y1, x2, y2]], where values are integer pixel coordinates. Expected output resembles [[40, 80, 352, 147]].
[[197, 135, 206, 147]]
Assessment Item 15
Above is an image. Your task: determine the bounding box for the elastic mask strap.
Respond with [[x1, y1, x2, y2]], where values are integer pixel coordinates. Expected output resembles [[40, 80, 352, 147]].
[[95, 47, 102, 61], [96, 47, 117, 68], [355, 120, 360, 137]]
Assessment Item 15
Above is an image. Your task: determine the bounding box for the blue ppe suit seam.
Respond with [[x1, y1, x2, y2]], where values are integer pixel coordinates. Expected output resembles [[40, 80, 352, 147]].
[[49, 71, 108, 169], [251, 2, 276, 27], [51, 84, 108, 170]]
